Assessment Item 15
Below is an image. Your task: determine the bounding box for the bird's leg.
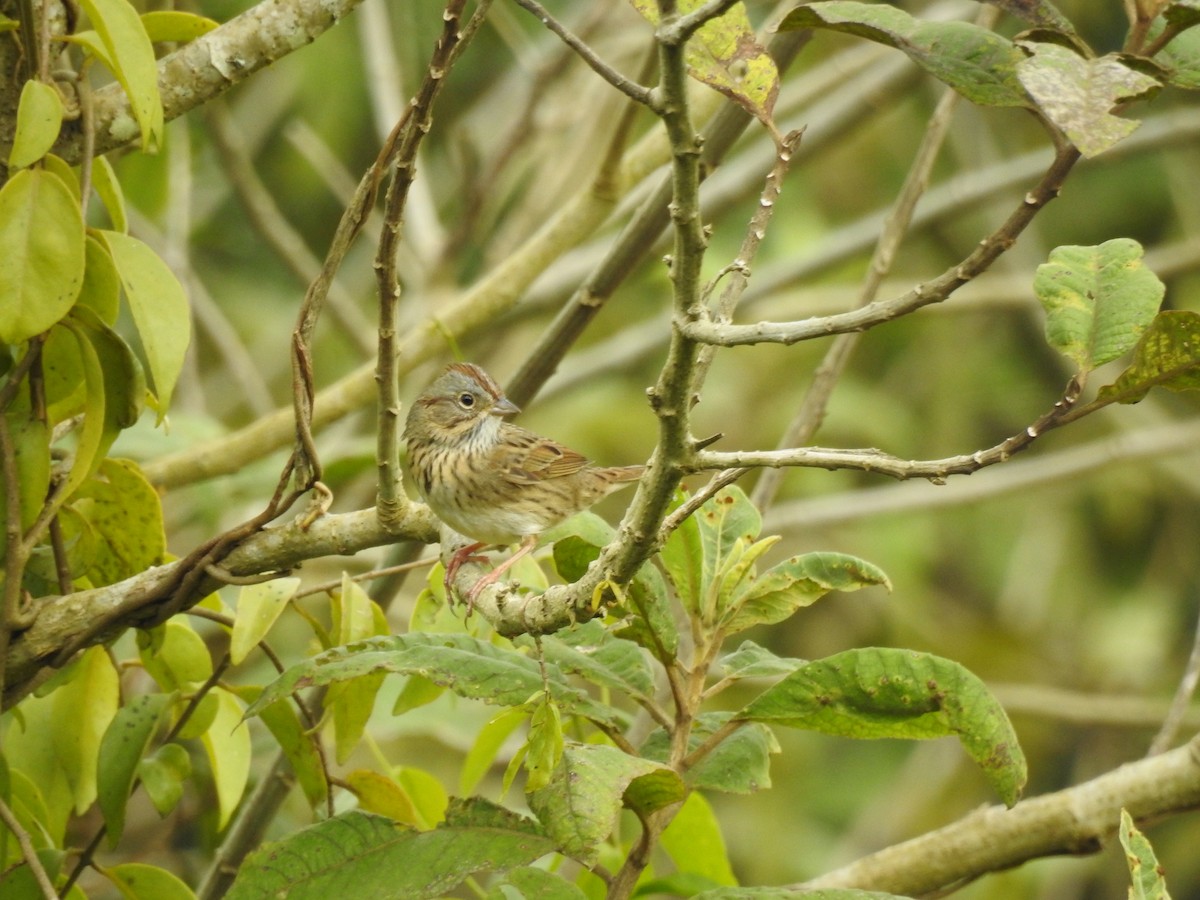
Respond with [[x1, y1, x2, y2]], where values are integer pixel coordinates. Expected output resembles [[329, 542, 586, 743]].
[[465, 534, 538, 609], [444, 541, 489, 603]]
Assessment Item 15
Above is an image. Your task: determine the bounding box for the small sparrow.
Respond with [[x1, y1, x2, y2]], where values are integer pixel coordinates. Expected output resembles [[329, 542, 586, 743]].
[[404, 362, 645, 602]]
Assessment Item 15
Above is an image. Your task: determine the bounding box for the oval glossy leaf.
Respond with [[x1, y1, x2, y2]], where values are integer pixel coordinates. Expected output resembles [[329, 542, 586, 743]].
[[102, 230, 190, 417], [138, 620, 213, 690], [1098, 310, 1200, 404], [53, 646, 120, 814], [198, 687, 251, 830], [56, 318, 111, 503], [77, 0, 163, 150], [779, 1, 1030, 107], [137, 743, 191, 817], [97, 691, 173, 846], [540, 620, 655, 699], [78, 233, 122, 325], [660, 792, 737, 889], [76, 457, 162, 586], [246, 634, 624, 727], [140, 10, 219, 42], [43, 153, 81, 199], [0, 169, 85, 343], [231, 684, 328, 811], [722, 551, 891, 635], [1017, 43, 1161, 157], [527, 743, 683, 865], [0, 412, 49, 549], [9, 79, 64, 169], [1035, 239, 1165, 373], [226, 804, 553, 900], [102, 862, 196, 900], [92, 155, 128, 232], [737, 648, 1027, 806], [229, 576, 301, 665]]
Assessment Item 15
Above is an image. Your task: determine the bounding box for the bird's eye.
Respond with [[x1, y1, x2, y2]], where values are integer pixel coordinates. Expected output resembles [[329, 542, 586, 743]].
[[458, 393, 475, 408]]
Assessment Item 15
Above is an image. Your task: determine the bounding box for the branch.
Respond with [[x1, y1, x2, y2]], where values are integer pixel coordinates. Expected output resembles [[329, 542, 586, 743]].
[[801, 735, 1200, 895], [509, 0, 658, 110], [682, 145, 1081, 347], [2, 505, 439, 710], [691, 379, 1083, 481], [45, 0, 370, 165]]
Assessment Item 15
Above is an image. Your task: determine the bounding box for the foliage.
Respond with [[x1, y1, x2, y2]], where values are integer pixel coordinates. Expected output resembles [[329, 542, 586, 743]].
[[2, 0, 1200, 898]]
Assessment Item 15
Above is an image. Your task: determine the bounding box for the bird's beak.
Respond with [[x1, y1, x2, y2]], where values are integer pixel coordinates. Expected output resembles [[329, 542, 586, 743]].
[[491, 397, 520, 417]]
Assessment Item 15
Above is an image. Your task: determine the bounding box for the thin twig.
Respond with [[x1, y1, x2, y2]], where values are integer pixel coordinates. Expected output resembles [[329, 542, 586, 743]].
[[509, 0, 659, 110], [0, 794, 57, 898], [1148, 611, 1200, 755]]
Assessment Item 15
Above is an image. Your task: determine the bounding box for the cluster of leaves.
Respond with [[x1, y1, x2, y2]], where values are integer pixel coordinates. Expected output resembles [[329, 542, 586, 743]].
[[206, 485, 1031, 897], [0, 1, 216, 605]]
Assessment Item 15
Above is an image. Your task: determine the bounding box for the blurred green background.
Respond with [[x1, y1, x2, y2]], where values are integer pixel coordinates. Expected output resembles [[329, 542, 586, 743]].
[[99, 0, 1200, 896]]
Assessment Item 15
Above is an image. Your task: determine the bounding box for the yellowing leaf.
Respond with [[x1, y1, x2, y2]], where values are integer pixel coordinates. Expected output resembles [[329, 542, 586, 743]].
[[0, 169, 85, 343], [346, 770, 421, 826], [53, 647, 120, 814], [9, 80, 64, 169], [229, 577, 301, 665], [101, 230, 190, 417], [199, 688, 251, 830], [92, 155, 128, 232], [77, 0, 164, 151], [140, 10, 219, 43]]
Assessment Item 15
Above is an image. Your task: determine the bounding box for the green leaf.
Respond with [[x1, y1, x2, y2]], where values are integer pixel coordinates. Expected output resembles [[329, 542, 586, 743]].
[[77, 0, 164, 150], [52, 647, 121, 815], [660, 792, 736, 888], [719, 640, 806, 680], [661, 486, 705, 609], [78, 233, 122, 325], [226, 805, 554, 900], [331, 672, 387, 765], [229, 577, 301, 665], [137, 743, 190, 818], [779, 1, 1030, 107], [0, 410, 49, 557], [391, 674, 446, 715], [9, 80, 64, 169], [101, 862, 196, 900], [982, 0, 1075, 30], [540, 620, 655, 699], [0, 168, 85, 343], [641, 713, 777, 794], [496, 867, 588, 899], [345, 769, 421, 825], [102, 230, 190, 417], [722, 552, 891, 635], [246, 634, 626, 728], [524, 692, 563, 792], [1097, 310, 1200, 404], [1017, 43, 1160, 157], [75, 458, 163, 586], [97, 691, 173, 846], [138, 620, 213, 691], [1120, 808, 1172, 900], [460, 707, 526, 797], [528, 743, 684, 865], [140, 10, 219, 42], [43, 153, 81, 200], [231, 685, 328, 811], [618, 560, 679, 659], [1035, 239, 1164, 374], [630, 0, 778, 125], [74, 304, 145, 428], [92, 155, 128, 232], [739, 648, 1027, 806], [198, 687, 251, 830], [1154, 16, 1200, 90]]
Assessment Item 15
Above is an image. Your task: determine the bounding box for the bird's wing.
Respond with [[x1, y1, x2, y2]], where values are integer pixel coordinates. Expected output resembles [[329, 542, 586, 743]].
[[503, 429, 591, 483]]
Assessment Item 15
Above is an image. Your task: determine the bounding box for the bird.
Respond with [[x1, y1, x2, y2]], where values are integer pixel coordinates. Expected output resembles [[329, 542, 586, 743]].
[[403, 362, 645, 603]]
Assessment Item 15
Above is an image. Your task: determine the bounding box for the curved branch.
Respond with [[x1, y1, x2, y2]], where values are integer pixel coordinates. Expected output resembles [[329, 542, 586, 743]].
[[49, 0, 369, 164], [801, 735, 1200, 895]]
